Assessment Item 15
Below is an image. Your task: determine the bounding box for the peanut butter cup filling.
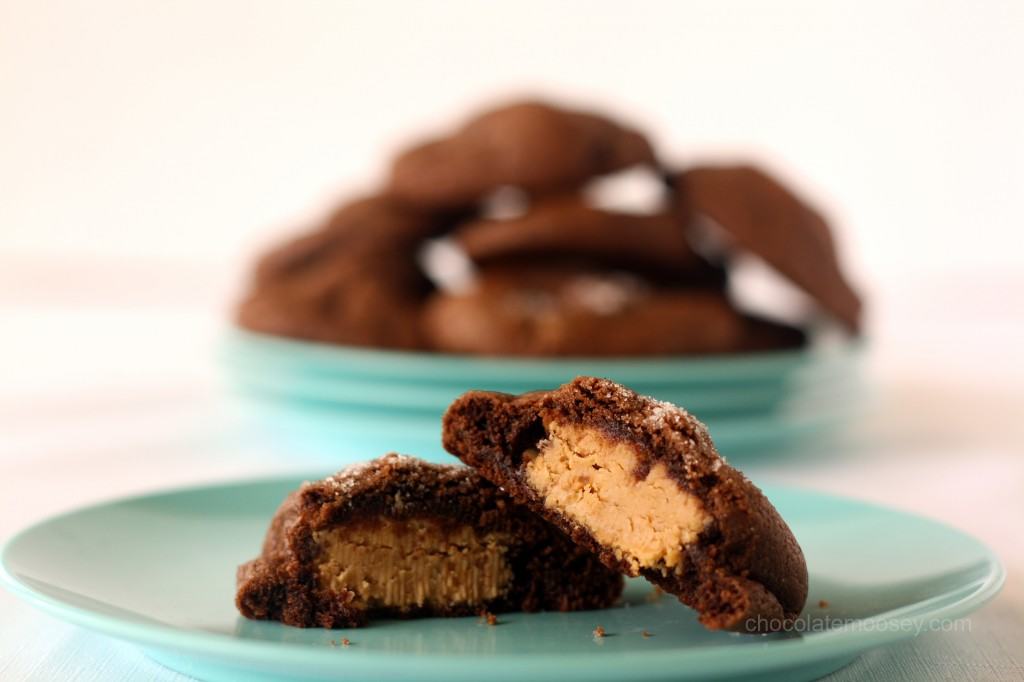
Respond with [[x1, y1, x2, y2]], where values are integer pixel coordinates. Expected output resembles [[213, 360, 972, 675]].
[[524, 421, 709, 575], [313, 517, 513, 608]]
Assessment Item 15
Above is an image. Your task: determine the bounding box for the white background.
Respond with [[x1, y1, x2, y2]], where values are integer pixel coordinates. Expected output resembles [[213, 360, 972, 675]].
[[3, 1, 1023, 279], [1, 2, 1022, 680]]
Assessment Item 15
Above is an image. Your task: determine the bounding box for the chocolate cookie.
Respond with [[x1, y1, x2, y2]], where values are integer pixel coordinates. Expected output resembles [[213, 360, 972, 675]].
[[671, 165, 862, 331], [237, 196, 452, 349], [452, 195, 721, 283], [739, 313, 808, 352], [388, 100, 655, 208], [237, 264, 428, 349], [420, 266, 789, 357], [442, 377, 809, 632], [236, 454, 624, 628]]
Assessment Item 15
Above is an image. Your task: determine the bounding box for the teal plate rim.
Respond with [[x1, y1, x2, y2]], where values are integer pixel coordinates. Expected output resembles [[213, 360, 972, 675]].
[[225, 327, 866, 386], [0, 477, 1003, 681]]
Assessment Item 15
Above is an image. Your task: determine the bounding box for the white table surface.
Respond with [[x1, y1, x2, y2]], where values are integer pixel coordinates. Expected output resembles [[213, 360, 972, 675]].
[[1, 263, 1022, 681]]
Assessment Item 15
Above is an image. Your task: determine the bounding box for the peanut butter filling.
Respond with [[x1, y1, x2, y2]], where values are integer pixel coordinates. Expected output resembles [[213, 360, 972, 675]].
[[313, 518, 512, 609], [524, 422, 709, 575]]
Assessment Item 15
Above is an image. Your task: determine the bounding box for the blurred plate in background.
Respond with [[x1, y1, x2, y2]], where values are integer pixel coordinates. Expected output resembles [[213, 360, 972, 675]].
[[222, 329, 866, 462]]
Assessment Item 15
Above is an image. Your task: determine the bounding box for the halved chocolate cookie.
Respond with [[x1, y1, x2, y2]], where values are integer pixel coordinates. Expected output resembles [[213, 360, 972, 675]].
[[442, 377, 808, 632], [236, 454, 623, 628], [388, 100, 655, 208]]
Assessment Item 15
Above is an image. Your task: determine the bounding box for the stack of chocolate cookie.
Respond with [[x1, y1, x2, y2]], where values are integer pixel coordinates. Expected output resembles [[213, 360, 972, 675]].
[[237, 99, 862, 355]]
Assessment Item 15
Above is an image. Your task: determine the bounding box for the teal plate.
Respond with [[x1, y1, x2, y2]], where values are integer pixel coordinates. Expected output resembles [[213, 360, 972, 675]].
[[1, 478, 1001, 682], [223, 328, 865, 459], [227, 355, 863, 415], [224, 329, 863, 388], [230, 390, 864, 462]]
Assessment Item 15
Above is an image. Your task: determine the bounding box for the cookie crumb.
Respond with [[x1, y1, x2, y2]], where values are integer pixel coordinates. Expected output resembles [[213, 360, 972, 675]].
[[818, 599, 829, 608], [645, 586, 664, 603], [342, 638, 351, 647], [641, 629, 653, 638], [593, 625, 606, 638]]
